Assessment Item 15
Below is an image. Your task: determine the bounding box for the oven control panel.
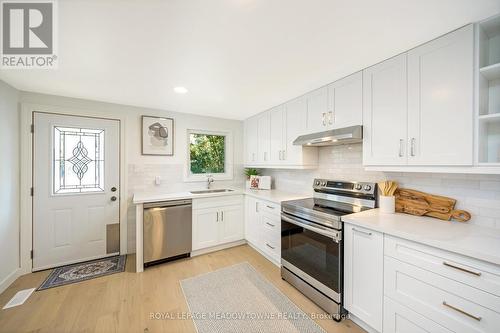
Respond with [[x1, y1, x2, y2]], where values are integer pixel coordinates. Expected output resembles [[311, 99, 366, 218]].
[[313, 179, 377, 196]]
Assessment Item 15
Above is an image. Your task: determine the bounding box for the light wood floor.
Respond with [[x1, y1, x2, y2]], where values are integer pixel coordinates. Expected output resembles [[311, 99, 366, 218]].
[[0, 245, 365, 333]]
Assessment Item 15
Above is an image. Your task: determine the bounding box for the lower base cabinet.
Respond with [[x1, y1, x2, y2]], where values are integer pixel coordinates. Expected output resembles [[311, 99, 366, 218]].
[[192, 196, 244, 251], [344, 223, 384, 332], [244, 196, 281, 264]]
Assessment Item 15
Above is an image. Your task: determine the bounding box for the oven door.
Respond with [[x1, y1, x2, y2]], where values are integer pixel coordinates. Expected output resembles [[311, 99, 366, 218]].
[[281, 212, 342, 303]]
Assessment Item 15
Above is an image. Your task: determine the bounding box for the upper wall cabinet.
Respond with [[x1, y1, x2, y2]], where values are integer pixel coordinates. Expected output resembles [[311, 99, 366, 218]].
[[407, 25, 474, 166], [306, 86, 330, 133], [244, 97, 318, 169], [327, 71, 363, 129], [363, 54, 408, 166], [364, 25, 475, 167], [244, 115, 259, 164]]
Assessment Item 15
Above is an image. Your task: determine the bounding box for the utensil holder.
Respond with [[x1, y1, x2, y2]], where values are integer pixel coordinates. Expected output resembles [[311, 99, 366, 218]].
[[380, 195, 395, 214]]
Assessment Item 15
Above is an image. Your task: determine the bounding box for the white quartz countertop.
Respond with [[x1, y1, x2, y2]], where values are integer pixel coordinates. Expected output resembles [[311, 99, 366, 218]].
[[342, 209, 500, 266], [133, 188, 309, 205]]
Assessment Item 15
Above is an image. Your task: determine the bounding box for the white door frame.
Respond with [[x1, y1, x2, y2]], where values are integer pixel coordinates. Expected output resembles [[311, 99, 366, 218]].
[[20, 103, 128, 274]]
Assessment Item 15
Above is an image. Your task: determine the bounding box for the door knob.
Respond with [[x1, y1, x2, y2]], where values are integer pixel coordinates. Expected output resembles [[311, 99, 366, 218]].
[[111, 187, 117, 192], [111, 196, 117, 202]]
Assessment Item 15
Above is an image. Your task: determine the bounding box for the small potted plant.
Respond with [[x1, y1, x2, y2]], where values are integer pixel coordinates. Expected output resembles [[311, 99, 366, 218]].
[[244, 168, 260, 189]]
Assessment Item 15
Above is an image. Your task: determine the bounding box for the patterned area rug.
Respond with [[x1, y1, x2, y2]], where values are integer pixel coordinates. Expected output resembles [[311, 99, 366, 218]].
[[181, 262, 326, 333], [37, 255, 126, 290]]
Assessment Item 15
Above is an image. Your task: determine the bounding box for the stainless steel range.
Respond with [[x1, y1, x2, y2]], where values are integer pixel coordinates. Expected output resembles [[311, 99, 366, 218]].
[[281, 179, 377, 321]]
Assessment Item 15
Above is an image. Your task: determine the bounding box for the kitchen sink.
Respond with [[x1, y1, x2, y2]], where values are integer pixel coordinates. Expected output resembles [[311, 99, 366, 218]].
[[190, 189, 235, 194]]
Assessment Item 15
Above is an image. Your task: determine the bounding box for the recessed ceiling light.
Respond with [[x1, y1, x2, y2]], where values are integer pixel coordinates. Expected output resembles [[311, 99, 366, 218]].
[[174, 86, 188, 94]]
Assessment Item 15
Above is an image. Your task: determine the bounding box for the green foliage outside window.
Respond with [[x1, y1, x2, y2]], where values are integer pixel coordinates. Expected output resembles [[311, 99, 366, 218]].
[[190, 133, 226, 174]]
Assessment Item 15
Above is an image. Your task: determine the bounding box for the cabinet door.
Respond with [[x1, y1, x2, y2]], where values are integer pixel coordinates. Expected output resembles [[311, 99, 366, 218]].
[[284, 96, 308, 164], [219, 205, 244, 244], [328, 72, 362, 129], [307, 86, 329, 134], [269, 105, 285, 165], [407, 25, 474, 166], [192, 208, 219, 251], [244, 196, 260, 245], [244, 116, 259, 164], [344, 224, 383, 332], [363, 54, 408, 166], [257, 111, 271, 163]]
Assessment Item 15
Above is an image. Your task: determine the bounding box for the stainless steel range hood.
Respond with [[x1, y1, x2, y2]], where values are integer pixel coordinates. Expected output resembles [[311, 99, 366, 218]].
[[293, 125, 363, 146]]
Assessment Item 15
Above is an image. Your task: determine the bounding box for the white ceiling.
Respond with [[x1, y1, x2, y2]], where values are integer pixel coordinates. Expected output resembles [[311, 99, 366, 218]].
[[1, 0, 499, 120]]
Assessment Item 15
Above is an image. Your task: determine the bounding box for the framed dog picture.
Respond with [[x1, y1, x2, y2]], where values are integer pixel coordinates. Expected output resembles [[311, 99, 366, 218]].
[[142, 116, 174, 156]]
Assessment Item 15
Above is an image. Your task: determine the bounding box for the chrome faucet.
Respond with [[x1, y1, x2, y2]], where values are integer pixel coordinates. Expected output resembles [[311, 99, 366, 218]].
[[207, 175, 214, 189]]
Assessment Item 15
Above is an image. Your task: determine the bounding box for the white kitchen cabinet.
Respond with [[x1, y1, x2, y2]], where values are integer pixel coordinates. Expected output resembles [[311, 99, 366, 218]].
[[363, 53, 408, 166], [244, 196, 260, 245], [192, 207, 220, 250], [269, 105, 286, 165], [344, 223, 384, 332], [307, 86, 330, 133], [244, 115, 259, 165], [257, 111, 271, 163], [192, 196, 244, 251], [327, 71, 363, 129], [244, 196, 281, 265], [407, 24, 474, 166], [284, 96, 318, 167]]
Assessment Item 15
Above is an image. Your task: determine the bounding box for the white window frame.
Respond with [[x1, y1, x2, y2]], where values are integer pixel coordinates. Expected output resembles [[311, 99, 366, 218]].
[[185, 129, 233, 182]]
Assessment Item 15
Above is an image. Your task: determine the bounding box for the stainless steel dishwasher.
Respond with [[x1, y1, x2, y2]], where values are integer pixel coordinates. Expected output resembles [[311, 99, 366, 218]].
[[143, 199, 192, 265]]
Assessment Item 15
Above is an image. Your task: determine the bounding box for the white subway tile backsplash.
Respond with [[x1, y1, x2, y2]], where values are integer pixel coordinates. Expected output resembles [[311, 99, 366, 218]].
[[262, 144, 500, 229]]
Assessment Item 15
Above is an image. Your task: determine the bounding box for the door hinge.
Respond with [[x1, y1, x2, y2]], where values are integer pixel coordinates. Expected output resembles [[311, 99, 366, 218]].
[[30, 187, 34, 196], [30, 250, 33, 259], [31, 124, 34, 133]]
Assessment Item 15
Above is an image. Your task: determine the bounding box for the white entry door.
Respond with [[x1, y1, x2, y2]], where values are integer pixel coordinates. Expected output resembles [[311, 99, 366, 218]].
[[33, 113, 120, 271]]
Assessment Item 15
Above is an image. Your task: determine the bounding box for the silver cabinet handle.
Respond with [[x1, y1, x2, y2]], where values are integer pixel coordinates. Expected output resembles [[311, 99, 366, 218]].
[[216, 211, 219, 222], [410, 137, 416, 157], [322, 112, 326, 126], [266, 243, 275, 250], [442, 301, 481, 321], [328, 111, 333, 125], [443, 261, 481, 276], [255, 202, 259, 213], [221, 211, 224, 222], [399, 139, 404, 157], [282, 150, 286, 160], [266, 205, 275, 210], [279, 150, 282, 160], [264, 152, 267, 161], [252, 152, 255, 161], [352, 227, 372, 236], [266, 222, 275, 227]]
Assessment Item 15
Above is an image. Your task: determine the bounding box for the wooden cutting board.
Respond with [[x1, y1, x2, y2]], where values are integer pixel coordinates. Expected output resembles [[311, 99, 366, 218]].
[[395, 188, 471, 222]]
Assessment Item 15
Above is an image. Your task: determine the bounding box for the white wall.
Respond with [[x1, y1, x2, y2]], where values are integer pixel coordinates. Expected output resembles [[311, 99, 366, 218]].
[[262, 144, 500, 229], [0, 80, 20, 293], [19, 92, 245, 253]]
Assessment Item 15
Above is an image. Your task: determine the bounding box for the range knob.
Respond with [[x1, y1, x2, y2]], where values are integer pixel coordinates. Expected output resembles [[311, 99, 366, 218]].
[[321, 181, 327, 186], [355, 184, 362, 190], [315, 180, 321, 186], [364, 185, 372, 191]]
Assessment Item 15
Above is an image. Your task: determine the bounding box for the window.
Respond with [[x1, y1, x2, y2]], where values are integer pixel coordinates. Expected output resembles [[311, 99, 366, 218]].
[[53, 126, 105, 194], [186, 130, 233, 181]]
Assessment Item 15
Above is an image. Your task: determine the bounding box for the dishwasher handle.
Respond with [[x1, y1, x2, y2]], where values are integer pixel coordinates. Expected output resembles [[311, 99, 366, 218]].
[[143, 199, 192, 209]]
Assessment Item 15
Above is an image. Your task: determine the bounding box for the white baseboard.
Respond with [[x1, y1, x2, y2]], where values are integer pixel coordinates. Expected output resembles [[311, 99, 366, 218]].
[[0, 269, 21, 295], [348, 313, 380, 333], [191, 239, 247, 257]]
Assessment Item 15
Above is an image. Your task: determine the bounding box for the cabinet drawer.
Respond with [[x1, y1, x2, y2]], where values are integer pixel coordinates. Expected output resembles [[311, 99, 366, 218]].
[[259, 200, 280, 217], [385, 256, 500, 333], [384, 297, 453, 333], [193, 195, 243, 210], [261, 212, 280, 234], [385, 235, 500, 297], [261, 233, 280, 263]]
